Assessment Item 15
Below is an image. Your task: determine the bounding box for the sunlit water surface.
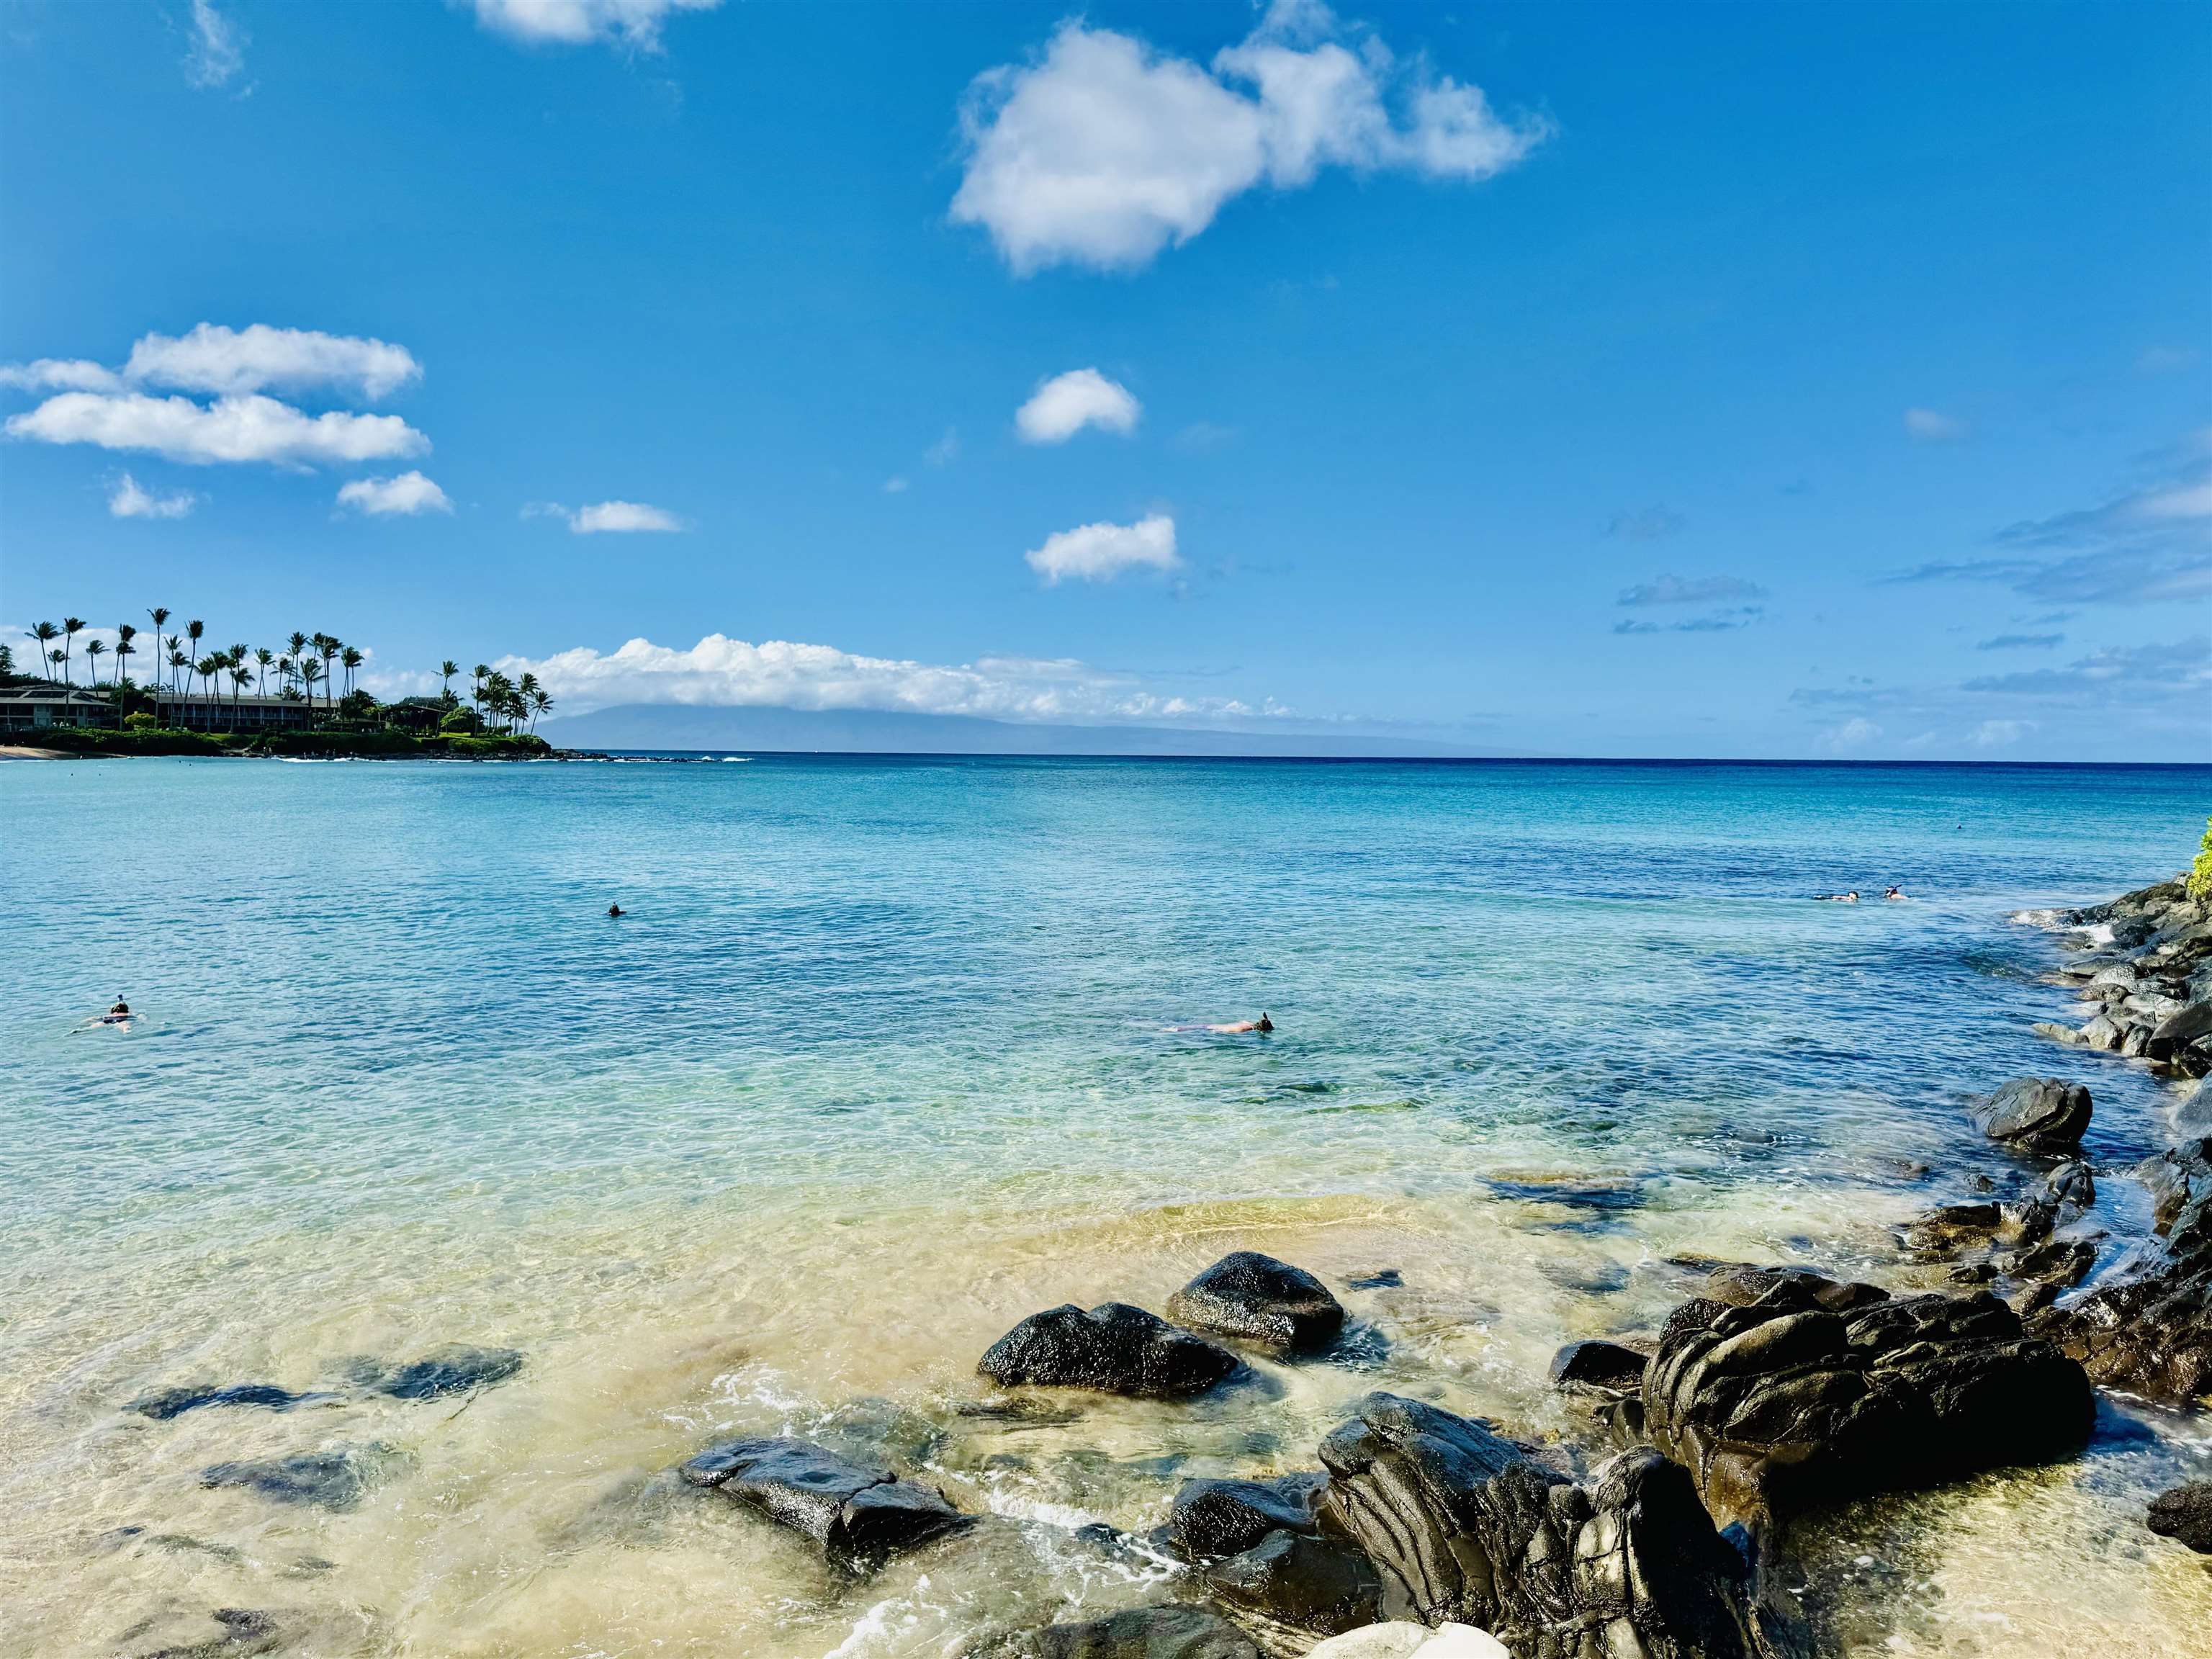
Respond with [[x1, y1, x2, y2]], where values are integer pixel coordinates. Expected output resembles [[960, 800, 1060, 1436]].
[[2, 756, 2208, 1658]]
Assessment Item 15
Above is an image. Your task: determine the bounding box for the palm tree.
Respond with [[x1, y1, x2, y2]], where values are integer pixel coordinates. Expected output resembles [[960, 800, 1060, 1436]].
[[300, 656, 324, 714], [230, 663, 252, 727], [530, 688, 552, 732], [49, 649, 67, 678], [184, 620, 205, 703], [470, 664, 490, 719], [163, 635, 182, 691], [145, 608, 168, 696], [254, 647, 274, 696], [30, 622, 60, 683], [341, 645, 362, 698], [0, 644, 13, 678], [439, 660, 459, 703], [276, 655, 295, 697], [319, 637, 341, 714], [114, 624, 138, 688], [60, 618, 85, 684], [84, 638, 107, 684]]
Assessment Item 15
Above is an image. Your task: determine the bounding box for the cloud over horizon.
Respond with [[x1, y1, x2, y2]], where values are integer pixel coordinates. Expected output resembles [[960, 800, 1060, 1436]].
[[951, 3, 1548, 274], [1016, 369, 1142, 444], [1025, 513, 1179, 584]]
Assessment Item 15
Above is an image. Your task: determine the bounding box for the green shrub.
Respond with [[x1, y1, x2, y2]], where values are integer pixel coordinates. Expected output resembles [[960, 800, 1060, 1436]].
[[439, 708, 482, 734], [2190, 817, 2212, 905], [124, 711, 160, 732]]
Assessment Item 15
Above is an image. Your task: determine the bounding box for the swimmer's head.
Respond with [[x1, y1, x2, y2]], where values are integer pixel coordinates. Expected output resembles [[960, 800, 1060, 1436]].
[[1256, 1012, 1274, 1032]]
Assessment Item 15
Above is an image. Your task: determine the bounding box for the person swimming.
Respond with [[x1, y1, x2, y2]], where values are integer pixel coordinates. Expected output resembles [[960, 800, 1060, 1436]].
[[607, 904, 625, 918], [1884, 886, 1907, 901], [1207, 1012, 1275, 1034], [1816, 891, 1860, 903]]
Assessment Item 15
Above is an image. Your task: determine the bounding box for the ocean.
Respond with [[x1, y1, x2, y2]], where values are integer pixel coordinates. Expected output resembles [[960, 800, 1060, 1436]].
[[2, 755, 2208, 1657]]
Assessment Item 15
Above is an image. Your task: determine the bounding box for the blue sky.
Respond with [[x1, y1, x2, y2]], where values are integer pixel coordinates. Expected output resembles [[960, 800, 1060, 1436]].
[[1, 0, 2206, 758]]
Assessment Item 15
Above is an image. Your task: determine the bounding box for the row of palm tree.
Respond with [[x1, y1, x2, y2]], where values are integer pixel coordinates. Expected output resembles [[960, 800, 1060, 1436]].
[[14, 611, 549, 732]]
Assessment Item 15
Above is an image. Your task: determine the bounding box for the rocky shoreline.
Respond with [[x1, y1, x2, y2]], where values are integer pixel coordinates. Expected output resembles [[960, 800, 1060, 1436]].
[[114, 873, 2212, 1659]]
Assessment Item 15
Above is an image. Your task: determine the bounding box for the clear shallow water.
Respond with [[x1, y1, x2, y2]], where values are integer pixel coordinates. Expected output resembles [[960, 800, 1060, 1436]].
[[1, 755, 2208, 1658]]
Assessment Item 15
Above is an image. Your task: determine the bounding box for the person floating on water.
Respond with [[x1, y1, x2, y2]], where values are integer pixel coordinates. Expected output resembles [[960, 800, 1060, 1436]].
[[1207, 1012, 1274, 1034], [104, 999, 130, 1022], [1884, 886, 1907, 901], [1815, 891, 1860, 903], [607, 904, 625, 918]]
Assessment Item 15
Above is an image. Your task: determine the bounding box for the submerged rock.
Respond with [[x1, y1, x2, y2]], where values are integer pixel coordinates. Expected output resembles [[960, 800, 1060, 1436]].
[[1306, 1626, 1510, 1659], [343, 1344, 523, 1401], [200, 1444, 403, 1510], [987, 1605, 1260, 1658], [2147, 1480, 2212, 1553], [680, 1435, 971, 1570], [128, 1382, 329, 1420], [1168, 1470, 1327, 1559], [1314, 1392, 1779, 1656], [133, 1608, 282, 1659], [1166, 1252, 1345, 1355], [979, 1303, 1243, 1398], [1201, 1527, 1382, 1636], [1642, 1271, 2092, 1529], [1972, 1078, 2092, 1150], [1547, 1338, 1649, 1396]]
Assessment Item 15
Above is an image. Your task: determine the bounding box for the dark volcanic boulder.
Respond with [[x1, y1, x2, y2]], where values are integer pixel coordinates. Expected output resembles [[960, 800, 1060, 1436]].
[[1702, 1264, 1887, 1312], [979, 1303, 1242, 1398], [345, 1344, 523, 1401], [129, 1382, 328, 1420], [989, 1606, 1260, 1658], [1166, 1252, 1345, 1355], [1548, 1339, 1649, 1396], [2147, 1480, 2212, 1552], [200, 1444, 403, 1510], [1972, 1078, 2092, 1150], [1642, 1271, 2093, 1529], [1169, 1470, 1326, 1558], [1314, 1392, 1776, 1657], [1202, 1528, 1382, 1636], [680, 1436, 971, 1569]]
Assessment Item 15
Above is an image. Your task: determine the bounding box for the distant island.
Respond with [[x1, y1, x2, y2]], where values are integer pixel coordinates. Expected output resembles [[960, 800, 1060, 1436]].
[[0, 616, 552, 760]]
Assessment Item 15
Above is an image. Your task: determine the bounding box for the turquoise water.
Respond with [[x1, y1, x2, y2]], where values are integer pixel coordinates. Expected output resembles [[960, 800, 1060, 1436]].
[[2, 757, 2208, 1657]]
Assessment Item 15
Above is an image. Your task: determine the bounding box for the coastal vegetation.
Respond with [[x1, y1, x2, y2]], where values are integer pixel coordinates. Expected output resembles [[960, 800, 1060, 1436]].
[[1, 615, 554, 759]]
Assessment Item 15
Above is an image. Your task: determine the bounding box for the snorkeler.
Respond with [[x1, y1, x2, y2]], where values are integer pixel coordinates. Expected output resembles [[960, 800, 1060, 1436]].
[[1884, 886, 1907, 901], [1815, 891, 1860, 903], [1207, 1012, 1275, 1034], [607, 904, 625, 918], [104, 999, 131, 1022]]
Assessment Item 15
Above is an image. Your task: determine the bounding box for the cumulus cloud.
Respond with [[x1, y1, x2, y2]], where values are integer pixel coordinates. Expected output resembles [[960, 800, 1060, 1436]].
[[337, 470, 453, 516], [1025, 513, 1179, 585], [526, 499, 685, 533], [184, 0, 246, 89], [1016, 369, 1142, 444], [1904, 407, 1968, 442], [108, 474, 197, 519], [501, 632, 1288, 724], [7, 392, 427, 467], [1969, 719, 2034, 747], [120, 323, 421, 401], [472, 0, 721, 50], [926, 428, 960, 467], [951, 4, 1548, 273], [1617, 574, 1766, 607], [0, 359, 126, 393]]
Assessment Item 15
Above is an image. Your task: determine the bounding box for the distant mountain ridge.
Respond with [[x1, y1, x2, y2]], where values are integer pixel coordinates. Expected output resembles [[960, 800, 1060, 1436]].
[[542, 703, 1495, 757]]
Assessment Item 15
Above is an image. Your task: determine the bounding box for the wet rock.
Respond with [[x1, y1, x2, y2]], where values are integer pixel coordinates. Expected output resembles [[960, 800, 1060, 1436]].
[[1972, 1078, 2092, 1150], [1169, 1470, 1326, 1559], [2031, 1020, 2087, 1046], [2080, 1013, 2124, 1051], [1899, 1202, 2003, 1254], [1998, 1236, 2097, 1287], [988, 1605, 1261, 1658], [1314, 1392, 1778, 1656], [343, 1344, 523, 1401], [979, 1303, 1243, 1398], [2044, 1161, 2096, 1211], [1201, 1527, 1383, 1636], [200, 1444, 402, 1510], [1547, 1338, 1649, 1396], [135, 1609, 282, 1659], [1703, 1264, 1887, 1313], [680, 1436, 971, 1570], [1643, 1272, 2093, 1529], [1307, 1627, 1509, 1659], [1166, 1252, 1345, 1355], [2008, 1281, 2060, 1318], [2150, 999, 2212, 1073], [2147, 1480, 2212, 1552], [1346, 1269, 1403, 1290], [128, 1382, 328, 1421]]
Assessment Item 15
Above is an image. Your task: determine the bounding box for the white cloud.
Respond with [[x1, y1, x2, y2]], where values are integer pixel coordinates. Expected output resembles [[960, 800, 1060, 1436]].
[[502, 631, 1287, 723], [6, 392, 428, 467], [1969, 719, 2034, 747], [951, 4, 1547, 273], [108, 474, 197, 519], [1016, 369, 1142, 444], [472, 0, 721, 50], [1816, 717, 1883, 752], [1904, 407, 1968, 442], [925, 428, 960, 467], [184, 0, 246, 89], [0, 359, 125, 393], [527, 499, 685, 533], [122, 324, 421, 401], [337, 470, 453, 516], [1025, 513, 1179, 585]]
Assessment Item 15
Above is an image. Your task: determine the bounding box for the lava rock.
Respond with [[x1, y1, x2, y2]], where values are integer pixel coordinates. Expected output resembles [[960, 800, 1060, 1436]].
[[200, 1444, 401, 1511], [133, 1608, 283, 1659], [2147, 1480, 2212, 1553], [1168, 1470, 1326, 1559], [979, 1303, 1242, 1398], [1166, 1252, 1345, 1355], [1703, 1264, 1887, 1312], [1900, 1202, 2003, 1254], [680, 1436, 971, 1570], [1973, 1078, 2092, 1150], [1642, 1272, 2094, 1529], [988, 1605, 1261, 1658], [2044, 1161, 2096, 1211], [343, 1344, 523, 1401], [1201, 1528, 1382, 1635], [1547, 1338, 1649, 1396], [128, 1382, 328, 1420], [1314, 1392, 1777, 1656]]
